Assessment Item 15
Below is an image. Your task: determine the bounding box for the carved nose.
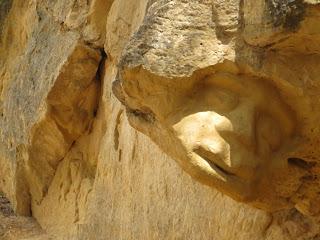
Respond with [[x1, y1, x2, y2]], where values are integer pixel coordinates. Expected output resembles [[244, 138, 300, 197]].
[[194, 107, 258, 179], [193, 140, 234, 175], [174, 110, 257, 178], [194, 141, 257, 179]]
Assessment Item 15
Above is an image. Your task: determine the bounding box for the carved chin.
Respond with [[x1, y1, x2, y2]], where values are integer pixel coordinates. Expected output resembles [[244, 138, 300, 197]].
[[186, 150, 309, 211], [126, 108, 304, 211]]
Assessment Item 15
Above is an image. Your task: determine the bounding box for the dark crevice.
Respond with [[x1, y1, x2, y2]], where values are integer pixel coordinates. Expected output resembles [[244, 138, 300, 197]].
[[96, 49, 107, 81], [0, 191, 14, 217], [118, 149, 122, 162], [210, 162, 235, 177], [266, 0, 306, 31], [194, 146, 236, 177], [127, 108, 156, 123], [0, 0, 12, 37], [114, 109, 123, 151], [288, 157, 316, 170], [25, 46, 107, 214]]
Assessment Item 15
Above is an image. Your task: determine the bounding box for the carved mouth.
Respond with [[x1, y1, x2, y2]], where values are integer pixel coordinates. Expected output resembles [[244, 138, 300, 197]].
[[193, 146, 257, 204], [208, 160, 236, 177], [194, 146, 236, 177]]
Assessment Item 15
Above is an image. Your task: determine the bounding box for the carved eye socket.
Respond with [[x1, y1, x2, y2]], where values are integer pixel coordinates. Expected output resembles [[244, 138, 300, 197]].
[[191, 85, 239, 113], [255, 112, 282, 156]]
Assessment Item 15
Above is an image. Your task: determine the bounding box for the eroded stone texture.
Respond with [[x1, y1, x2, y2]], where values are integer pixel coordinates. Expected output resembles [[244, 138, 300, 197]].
[[0, 0, 107, 231], [1, 0, 320, 240], [116, 0, 320, 214]]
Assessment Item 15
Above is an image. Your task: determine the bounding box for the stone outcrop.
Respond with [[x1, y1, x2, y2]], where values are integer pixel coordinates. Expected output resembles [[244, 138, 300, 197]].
[[1, 0, 320, 239], [116, 0, 320, 213]]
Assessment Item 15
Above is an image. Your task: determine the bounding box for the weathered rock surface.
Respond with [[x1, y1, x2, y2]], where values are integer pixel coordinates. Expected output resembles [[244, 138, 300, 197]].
[[0, 192, 53, 239], [117, 0, 320, 213], [1, 0, 320, 239]]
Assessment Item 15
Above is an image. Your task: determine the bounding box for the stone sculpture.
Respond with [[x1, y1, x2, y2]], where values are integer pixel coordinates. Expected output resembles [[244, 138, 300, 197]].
[[2, 0, 320, 239], [114, 0, 320, 215]]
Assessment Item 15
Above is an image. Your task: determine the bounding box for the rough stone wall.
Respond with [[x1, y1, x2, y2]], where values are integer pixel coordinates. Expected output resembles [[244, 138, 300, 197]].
[[1, 0, 320, 240]]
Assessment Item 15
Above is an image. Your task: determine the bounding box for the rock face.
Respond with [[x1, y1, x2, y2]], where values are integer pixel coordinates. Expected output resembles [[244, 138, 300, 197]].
[[116, 0, 320, 213], [1, 0, 320, 239]]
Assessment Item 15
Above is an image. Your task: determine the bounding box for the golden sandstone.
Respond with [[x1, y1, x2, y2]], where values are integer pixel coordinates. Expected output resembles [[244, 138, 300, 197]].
[[1, 0, 320, 239]]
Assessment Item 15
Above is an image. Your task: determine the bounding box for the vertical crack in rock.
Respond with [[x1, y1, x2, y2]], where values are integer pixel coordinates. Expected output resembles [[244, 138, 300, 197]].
[[25, 44, 106, 214], [114, 109, 123, 151]]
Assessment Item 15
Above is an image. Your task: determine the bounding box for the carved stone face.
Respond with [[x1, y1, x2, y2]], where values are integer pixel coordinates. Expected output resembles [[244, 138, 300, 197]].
[[115, 65, 309, 211], [168, 73, 296, 181], [115, 0, 320, 213]]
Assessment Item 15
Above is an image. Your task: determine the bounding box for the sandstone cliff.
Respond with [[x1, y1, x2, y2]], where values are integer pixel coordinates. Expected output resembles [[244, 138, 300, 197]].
[[1, 0, 320, 239]]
